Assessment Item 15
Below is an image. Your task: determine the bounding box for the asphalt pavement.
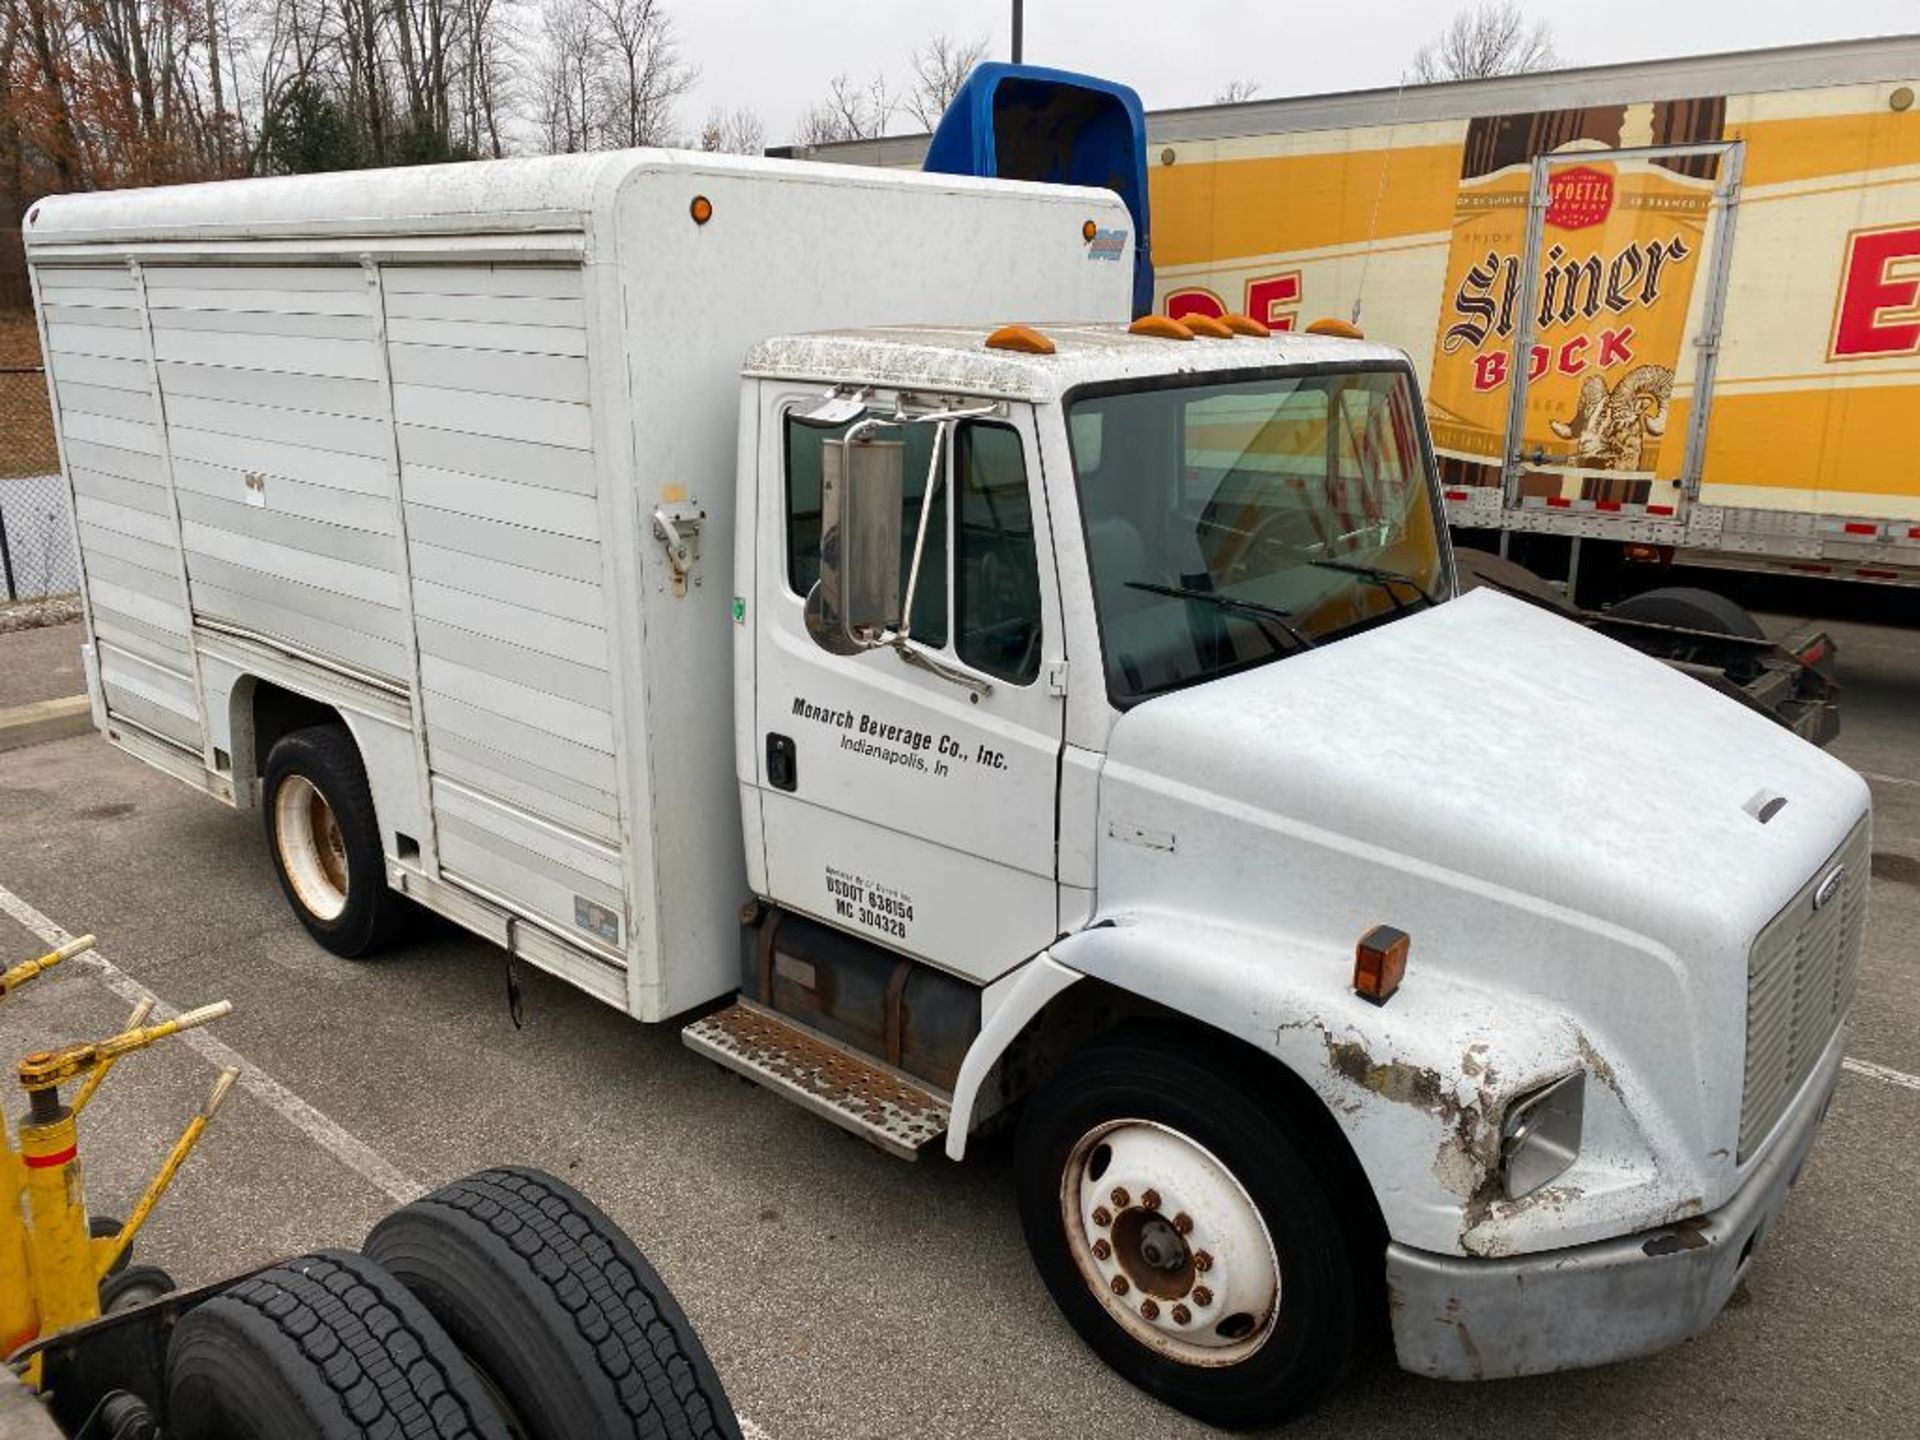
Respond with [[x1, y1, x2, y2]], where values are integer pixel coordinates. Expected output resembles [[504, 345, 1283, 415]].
[[0, 602, 1915, 1439]]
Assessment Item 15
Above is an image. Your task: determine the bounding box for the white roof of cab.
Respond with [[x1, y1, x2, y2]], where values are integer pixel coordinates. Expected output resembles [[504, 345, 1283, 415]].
[[744, 324, 1411, 403], [24, 148, 1112, 248]]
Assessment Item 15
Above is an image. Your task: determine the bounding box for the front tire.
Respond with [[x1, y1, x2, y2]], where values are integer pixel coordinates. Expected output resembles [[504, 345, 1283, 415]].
[[263, 724, 408, 958], [1015, 1028, 1363, 1430]]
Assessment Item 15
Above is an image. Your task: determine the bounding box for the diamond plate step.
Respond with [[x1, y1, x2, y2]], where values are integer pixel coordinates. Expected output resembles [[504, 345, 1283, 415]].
[[683, 1001, 950, 1160]]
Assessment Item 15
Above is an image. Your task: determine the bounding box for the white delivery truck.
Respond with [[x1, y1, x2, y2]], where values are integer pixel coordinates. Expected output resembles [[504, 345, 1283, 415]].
[[27, 153, 1872, 1428]]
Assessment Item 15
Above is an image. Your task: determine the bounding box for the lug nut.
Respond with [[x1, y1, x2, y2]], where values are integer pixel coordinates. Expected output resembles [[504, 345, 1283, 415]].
[[1111, 1187, 1131, 1208], [1140, 1299, 1160, 1321], [1091, 1206, 1112, 1228], [1110, 1275, 1130, 1296], [1173, 1212, 1193, 1234], [1142, 1188, 1162, 1211], [1091, 1239, 1112, 1261], [1192, 1285, 1213, 1307], [1172, 1304, 1192, 1325], [1193, 1250, 1213, 1273]]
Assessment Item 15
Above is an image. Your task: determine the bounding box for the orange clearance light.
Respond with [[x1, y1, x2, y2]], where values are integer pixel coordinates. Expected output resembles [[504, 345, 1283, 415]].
[[1182, 313, 1234, 339], [1306, 317, 1364, 339], [1083, 218, 1099, 242], [1129, 314, 1195, 341], [1354, 924, 1410, 1005], [985, 324, 1057, 355], [689, 195, 714, 225], [1221, 313, 1271, 337]]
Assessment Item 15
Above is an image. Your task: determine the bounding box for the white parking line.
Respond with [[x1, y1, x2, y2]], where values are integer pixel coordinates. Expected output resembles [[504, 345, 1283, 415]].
[[0, 879, 426, 1205], [1843, 1057, 1920, 1092], [1862, 770, 1919, 789]]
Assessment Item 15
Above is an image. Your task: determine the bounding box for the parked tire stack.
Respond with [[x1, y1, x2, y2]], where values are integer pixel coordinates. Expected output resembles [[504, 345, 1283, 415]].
[[19, 1168, 741, 1440]]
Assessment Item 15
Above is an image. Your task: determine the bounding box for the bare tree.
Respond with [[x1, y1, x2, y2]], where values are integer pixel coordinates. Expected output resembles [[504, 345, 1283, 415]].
[[583, 0, 692, 148], [533, 0, 597, 151], [1411, 2, 1557, 83], [795, 70, 894, 145], [904, 32, 985, 129], [698, 104, 763, 155], [1214, 79, 1261, 104]]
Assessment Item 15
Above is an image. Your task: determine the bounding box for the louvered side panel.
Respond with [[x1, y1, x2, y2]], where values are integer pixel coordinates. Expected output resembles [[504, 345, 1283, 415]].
[[145, 263, 407, 684], [384, 263, 625, 959], [40, 265, 203, 749]]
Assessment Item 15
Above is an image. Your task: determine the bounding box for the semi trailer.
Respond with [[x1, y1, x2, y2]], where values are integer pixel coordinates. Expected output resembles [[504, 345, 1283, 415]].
[[26, 151, 1872, 1428]]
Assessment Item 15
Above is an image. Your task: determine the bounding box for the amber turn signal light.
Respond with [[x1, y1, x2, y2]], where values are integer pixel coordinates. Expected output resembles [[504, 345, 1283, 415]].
[[1307, 317, 1364, 339], [1128, 314, 1194, 341], [1354, 925, 1409, 1005], [1083, 219, 1099, 242], [985, 324, 1056, 355]]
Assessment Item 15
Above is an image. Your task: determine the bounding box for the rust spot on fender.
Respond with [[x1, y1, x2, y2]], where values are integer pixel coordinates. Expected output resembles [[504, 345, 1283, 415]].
[[1324, 1037, 1449, 1109]]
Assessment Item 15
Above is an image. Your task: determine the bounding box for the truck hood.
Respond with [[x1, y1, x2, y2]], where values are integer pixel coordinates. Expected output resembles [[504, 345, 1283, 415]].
[[1099, 587, 1866, 958], [1091, 587, 1870, 1236]]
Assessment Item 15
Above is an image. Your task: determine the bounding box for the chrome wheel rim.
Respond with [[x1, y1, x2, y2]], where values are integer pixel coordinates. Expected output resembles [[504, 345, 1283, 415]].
[[1060, 1118, 1280, 1367], [274, 775, 348, 922]]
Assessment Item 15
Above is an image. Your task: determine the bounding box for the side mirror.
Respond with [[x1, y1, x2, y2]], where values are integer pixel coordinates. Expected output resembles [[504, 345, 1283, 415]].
[[806, 435, 903, 652]]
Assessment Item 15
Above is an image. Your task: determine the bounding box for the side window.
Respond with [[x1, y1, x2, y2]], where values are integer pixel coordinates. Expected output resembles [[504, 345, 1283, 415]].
[[955, 423, 1043, 685], [784, 410, 946, 645]]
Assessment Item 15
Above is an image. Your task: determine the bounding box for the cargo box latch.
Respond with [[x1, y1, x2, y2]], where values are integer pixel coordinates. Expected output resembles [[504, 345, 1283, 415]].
[[651, 499, 707, 597]]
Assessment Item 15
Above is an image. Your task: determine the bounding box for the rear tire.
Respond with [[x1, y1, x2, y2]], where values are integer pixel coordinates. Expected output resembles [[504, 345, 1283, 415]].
[[1607, 585, 1765, 640], [1015, 1028, 1362, 1430], [365, 1167, 741, 1440], [166, 1249, 510, 1440], [263, 725, 409, 958]]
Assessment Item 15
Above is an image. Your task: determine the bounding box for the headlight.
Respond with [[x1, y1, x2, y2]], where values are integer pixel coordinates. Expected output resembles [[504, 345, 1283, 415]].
[[1500, 1071, 1585, 1200]]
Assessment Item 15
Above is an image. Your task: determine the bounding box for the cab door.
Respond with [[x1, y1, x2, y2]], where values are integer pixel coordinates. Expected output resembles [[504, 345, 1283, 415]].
[[750, 389, 1065, 984]]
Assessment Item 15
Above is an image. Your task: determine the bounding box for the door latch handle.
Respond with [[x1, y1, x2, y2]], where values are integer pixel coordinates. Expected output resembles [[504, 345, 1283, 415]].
[[766, 734, 797, 792]]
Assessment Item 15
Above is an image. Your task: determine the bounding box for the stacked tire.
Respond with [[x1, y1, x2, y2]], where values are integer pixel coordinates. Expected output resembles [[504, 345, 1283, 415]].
[[164, 1168, 740, 1440]]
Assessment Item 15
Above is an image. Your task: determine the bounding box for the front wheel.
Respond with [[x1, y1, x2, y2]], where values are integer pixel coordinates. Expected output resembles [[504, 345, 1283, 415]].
[[1015, 1029, 1364, 1430]]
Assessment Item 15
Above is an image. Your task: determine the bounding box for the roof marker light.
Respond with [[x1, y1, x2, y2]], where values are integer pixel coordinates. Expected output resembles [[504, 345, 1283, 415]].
[[1220, 313, 1271, 337], [689, 195, 714, 225], [985, 324, 1056, 355], [1307, 317, 1365, 339], [1129, 315, 1194, 341], [1182, 313, 1234, 339]]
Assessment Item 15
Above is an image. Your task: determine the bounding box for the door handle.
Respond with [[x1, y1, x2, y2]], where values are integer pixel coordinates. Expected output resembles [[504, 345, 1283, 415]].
[[766, 734, 797, 792]]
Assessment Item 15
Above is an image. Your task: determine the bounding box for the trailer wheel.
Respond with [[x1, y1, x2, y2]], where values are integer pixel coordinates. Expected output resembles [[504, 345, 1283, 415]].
[[263, 725, 408, 958], [166, 1250, 510, 1440], [98, 1264, 172, 1313], [1016, 1028, 1361, 1430], [365, 1167, 741, 1440], [1608, 585, 1766, 641]]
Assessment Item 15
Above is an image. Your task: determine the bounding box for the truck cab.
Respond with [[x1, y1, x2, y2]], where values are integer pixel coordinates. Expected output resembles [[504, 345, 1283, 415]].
[[701, 318, 1871, 1426]]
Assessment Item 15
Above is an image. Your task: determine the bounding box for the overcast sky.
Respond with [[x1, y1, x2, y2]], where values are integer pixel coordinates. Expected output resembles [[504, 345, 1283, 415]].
[[673, 1, 1918, 146]]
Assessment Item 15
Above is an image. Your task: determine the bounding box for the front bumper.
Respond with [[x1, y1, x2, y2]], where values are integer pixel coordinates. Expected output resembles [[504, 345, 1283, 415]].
[[1386, 1031, 1844, 1381]]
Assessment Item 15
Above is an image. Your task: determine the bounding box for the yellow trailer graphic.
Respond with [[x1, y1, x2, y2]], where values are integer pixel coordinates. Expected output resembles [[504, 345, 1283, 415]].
[[1141, 37, 1920, 582]]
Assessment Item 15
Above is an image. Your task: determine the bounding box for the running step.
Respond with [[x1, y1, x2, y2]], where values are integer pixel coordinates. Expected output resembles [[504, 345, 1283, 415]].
[[682, 1002, 949, 1160]]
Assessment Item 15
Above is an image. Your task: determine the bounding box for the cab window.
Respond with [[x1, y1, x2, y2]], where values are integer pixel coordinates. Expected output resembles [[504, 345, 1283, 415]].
[[955, 422, 1043, 685], [784, 411, 946, 645]]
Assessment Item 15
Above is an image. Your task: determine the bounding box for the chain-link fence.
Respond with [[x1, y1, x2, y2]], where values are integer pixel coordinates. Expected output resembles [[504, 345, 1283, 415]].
[[0, 365, 77, 601]]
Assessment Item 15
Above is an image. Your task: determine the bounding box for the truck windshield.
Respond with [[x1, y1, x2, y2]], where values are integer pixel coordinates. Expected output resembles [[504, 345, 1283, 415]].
[[1067, 367, 1446, 703]]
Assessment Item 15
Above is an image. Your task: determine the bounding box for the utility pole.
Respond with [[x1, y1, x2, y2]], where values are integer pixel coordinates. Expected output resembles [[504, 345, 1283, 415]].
[[1012, 0, 1024, 63]]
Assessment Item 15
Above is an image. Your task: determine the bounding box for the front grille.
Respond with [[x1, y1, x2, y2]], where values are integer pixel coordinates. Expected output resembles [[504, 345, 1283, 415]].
[[1739, 819, 1870, 1161]]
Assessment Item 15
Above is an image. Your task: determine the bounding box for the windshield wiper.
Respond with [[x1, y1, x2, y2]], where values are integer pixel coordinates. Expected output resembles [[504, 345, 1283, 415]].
[[1306, 559, 1439, 611], [1125, 580, 1317, 651]]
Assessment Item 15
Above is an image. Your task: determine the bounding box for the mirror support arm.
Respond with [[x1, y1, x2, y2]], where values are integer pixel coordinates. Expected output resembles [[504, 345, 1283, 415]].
[[891, 637, 993, 697]]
